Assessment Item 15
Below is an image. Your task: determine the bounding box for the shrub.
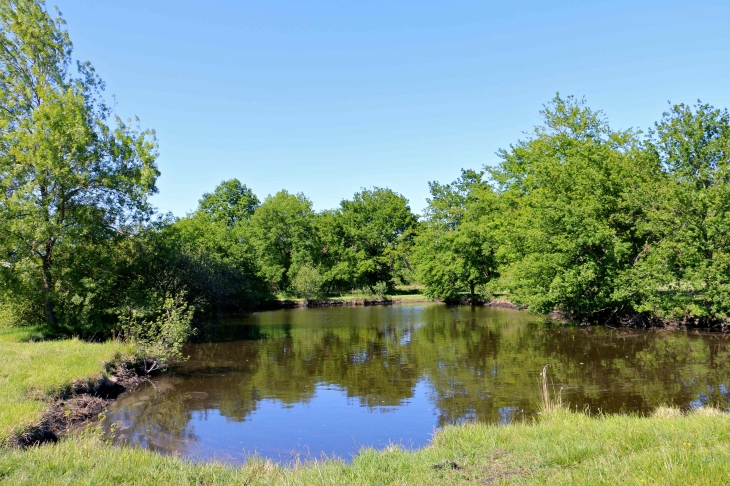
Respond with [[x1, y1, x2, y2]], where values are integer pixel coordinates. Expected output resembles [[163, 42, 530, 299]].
[[119, 292, 196, 374], [291, 265, 324, 302], [373, 281, 388, 300]]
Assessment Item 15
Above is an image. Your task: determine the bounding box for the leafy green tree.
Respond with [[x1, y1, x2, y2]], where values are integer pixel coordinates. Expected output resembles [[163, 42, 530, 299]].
[[626, 102, 730, 322], [144, 214, 267, 316], [198, 179, 259, 227], [291, 264, 324, 302], [312, 209, 349, 291], [0, 0, 158, 330], [414, 170, 499, 301], [489, 95, 658, 319], [149, 181, 269, 318], [248, 190, 316, 293], [336, 188, 418, 291]]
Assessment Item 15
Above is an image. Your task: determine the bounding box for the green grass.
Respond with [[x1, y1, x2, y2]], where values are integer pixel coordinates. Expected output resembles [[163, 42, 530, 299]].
[[326, 292, 430, 302], [0, 408, 728, 485], [274, 286, 431, 304], [0, 328, 130, 446]]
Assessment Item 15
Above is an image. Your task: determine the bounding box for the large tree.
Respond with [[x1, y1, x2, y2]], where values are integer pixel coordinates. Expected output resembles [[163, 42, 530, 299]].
[[626, 102, 730, 322], [198, 178, 259, 227], [337, 187, 418, 291], [414, 170, 499, 301], [0, 0, 159, 328], [248, 190, 316, 293], [490, 95, 658, 319]]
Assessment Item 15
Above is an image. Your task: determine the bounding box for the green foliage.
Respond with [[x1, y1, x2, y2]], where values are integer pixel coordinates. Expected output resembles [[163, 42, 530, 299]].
[[488, 95, 658, 319], [198, 178, 259, 227], [0, 0, 158, 330], [2, 2, 730, 331], [119, 292, 196, 374], [291, 264, 324, 302], [372, 280, 388, 300], [414, 170, 499, 301], [248, 190, 316, 293], [625, 102, 730, 322], [335, 187, 418, 291], [163, 208, 269, 314]]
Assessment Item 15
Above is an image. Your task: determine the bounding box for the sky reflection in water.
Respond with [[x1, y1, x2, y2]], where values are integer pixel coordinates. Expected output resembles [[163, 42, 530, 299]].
[[99, 304, 730, 463]]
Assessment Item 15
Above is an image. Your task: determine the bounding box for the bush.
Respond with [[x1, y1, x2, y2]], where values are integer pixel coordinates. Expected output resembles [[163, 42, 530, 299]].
[[373, 281, 388, 300], [291, 265, 324, 302], [119, 292, 196, 374]]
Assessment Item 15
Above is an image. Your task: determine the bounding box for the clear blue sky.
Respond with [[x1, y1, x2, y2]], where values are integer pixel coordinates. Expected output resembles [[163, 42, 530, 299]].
[[58, 0, 730, 216]]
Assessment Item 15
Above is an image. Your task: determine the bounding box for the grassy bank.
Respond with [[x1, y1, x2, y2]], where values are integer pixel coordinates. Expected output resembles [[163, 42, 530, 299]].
[[1, 408, 728, 485], [271, 290, 433, 307], [0, 327, 129, 446]]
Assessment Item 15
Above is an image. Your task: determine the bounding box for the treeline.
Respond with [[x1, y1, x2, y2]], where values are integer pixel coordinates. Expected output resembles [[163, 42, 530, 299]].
[[3, 1, 730, 337], [418, 96, 730, 327], [177, 93, 730, 328]]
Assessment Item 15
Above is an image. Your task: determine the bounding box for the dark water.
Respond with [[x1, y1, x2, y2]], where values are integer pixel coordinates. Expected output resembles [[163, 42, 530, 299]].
[[99, 304, 730, 463]]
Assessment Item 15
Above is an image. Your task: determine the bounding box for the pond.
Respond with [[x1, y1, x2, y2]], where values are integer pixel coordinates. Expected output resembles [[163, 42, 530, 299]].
[[98, 304, 730, 463]]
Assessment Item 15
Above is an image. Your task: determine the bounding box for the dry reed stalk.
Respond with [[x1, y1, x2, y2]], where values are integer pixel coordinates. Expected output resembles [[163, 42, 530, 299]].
[[540, 364, 562, 413]]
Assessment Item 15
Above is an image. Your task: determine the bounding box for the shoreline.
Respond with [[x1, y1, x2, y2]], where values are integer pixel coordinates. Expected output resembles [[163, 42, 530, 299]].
[[259, 296, 523, 310], [9, 299, 727, 449], [10, 361, 143, 448], [3, 407, 729, 484]]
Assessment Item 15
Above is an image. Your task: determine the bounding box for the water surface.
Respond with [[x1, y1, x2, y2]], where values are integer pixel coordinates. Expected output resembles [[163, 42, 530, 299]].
[[100, 304, 730, 462]]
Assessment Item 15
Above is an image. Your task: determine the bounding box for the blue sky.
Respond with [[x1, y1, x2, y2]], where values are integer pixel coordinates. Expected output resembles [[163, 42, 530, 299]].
[[58, 0, 730, 216]]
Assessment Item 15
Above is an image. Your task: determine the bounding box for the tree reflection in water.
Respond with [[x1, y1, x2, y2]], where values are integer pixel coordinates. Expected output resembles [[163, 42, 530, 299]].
[[99, 305, 730, 462]]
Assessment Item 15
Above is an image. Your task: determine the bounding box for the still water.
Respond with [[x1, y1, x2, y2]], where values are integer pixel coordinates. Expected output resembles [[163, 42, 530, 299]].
[[99, 304, 730, 463]]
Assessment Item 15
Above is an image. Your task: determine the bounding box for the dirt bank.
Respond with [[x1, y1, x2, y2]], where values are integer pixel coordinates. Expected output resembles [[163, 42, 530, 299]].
[[12, 363, 142, 448]]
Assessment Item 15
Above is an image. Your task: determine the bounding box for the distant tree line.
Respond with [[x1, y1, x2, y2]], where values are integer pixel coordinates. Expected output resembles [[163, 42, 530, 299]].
[[2, 0, 730, 337]]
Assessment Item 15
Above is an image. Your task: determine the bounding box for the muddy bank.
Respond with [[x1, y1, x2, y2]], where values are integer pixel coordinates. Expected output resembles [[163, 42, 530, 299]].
[[260, 297, 435, 309], [11, 363, 142, 448]]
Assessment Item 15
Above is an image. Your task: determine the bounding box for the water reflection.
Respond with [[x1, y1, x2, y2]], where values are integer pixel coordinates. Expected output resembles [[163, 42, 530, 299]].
[[99, 305, 730, 462]]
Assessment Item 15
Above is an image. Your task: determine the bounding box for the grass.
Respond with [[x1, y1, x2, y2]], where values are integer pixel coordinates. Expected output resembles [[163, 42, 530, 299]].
[[327, 292, 430, 302], [0, 327, 130, 446], [275, 285, 431, 304], [0, 408, 728, 485]]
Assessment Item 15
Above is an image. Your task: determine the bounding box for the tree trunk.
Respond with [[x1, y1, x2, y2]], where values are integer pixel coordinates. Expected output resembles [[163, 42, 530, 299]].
[[41, 242, 58, 328], [469, 281, 476, 301]]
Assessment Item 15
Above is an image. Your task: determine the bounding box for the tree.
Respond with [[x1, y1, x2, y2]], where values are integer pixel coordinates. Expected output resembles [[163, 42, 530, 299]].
[[248, 190, 316, 293], [337, 188, 418, 291], [291, 264, 324, 302], [0, 0, 159, 329], [119, 292, 196, 374], [489, 95, 658, 319], [414, 170, 499, 301], [198, 179, 259, 227], [626, 102, 730, 322]]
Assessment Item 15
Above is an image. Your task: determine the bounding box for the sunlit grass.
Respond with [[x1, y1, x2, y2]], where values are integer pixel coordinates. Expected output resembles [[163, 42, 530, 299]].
[[0, 329, 129, 446], [1, 407, 728, 484], [274, 288, 431, 304]]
